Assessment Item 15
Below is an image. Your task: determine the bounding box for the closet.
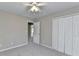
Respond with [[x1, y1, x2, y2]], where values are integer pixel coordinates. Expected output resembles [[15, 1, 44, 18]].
[[64, 17, 73, 55], [52, 15, 79, 56], [58, 18, 65, 53], [73, 15, 79, 56], [52, 19, 59, 50]]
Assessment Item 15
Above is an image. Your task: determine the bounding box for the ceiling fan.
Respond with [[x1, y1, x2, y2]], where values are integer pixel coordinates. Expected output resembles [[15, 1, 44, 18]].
[[24, 2, 46, 12]]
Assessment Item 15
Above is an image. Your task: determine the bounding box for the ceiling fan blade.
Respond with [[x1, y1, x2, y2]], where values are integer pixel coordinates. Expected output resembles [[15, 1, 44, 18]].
[[37, 3, 46, 6], [32, 2, 37, 5], [24, 4, 33, 6]]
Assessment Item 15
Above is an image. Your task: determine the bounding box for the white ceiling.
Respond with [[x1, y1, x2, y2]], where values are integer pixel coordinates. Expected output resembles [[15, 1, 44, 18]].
[[0, 2, 79, 19]]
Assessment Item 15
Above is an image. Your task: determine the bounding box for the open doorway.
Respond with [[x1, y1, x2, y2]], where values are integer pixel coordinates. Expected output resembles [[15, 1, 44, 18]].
[[28, 22, 40, 44], [28, 22, 34, 43]]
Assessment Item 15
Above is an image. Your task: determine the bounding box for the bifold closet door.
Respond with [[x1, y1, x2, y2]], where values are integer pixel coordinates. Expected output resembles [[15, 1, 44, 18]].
[[58, 18, 65, 53], [52, 17, 73, 55], [73, 15, 79, 56], [52, 19, 59, 50], [64, 17, 73, 55]]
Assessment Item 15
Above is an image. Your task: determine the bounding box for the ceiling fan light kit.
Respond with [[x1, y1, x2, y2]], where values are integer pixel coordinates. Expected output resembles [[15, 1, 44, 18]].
[[30, 5, 40, 12], [24, 2, 46, 12]]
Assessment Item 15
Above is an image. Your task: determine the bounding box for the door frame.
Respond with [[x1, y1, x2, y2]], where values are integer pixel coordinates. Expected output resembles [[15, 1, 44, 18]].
[[27, 20, 34, 43], [33, 22, 40, 44]]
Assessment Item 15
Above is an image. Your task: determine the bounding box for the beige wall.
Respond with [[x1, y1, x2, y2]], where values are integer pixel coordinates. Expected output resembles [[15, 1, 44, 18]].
[[0, 11, 28, 50], [39, 16, 52, 47], [39, 6, 79, 48]]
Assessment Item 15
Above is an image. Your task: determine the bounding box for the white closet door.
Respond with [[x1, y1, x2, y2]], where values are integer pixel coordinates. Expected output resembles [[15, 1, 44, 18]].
[[64, 17, 73, 55], [52, 19, 59, 50], [73, 15, 79, 56], [58, 18, 65, 53]]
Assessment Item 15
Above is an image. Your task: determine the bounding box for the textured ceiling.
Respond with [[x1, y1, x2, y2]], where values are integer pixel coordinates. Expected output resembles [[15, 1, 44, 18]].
[[0, 2, 79, 19]]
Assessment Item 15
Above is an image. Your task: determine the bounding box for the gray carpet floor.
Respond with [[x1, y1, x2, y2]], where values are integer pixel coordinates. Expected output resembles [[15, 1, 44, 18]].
[[0, 42, 67, 56]]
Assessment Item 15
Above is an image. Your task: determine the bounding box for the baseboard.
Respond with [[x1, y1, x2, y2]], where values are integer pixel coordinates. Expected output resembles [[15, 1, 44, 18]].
[[39, 43, 52, 49], [0, 43, 28, 52]]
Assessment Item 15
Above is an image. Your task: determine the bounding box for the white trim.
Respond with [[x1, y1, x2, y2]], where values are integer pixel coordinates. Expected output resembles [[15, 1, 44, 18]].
[[0, 43, 27, 52], [39, 44, 69, 55], [39, 43, 52, 49]]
